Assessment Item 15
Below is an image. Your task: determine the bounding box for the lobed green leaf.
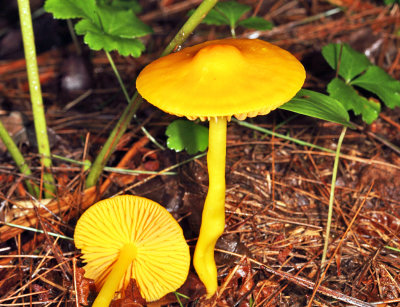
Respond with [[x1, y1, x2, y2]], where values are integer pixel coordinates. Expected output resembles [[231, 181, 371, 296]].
[[350, 65, 400, 109], [238, 16, 273, 30], [45, 0, 152, 57], [100, 0, 142, 14], [44, 0, 97, 20], [327, 78, 380, 124], [166, 120, 209, 155], [322, 43, 371, 83], [202, 1, 251, 27], [97, 5, 152, 38], [84, 34, 145, 57], [201, 7, 231, 26]]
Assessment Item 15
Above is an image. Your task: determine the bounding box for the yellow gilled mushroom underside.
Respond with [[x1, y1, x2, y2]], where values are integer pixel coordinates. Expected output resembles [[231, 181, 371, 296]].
[[74, 195, 190, 305], [136, 38, 306, 296]]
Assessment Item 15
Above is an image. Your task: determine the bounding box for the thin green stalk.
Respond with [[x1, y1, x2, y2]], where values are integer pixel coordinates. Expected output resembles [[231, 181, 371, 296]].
[[236, 118, 349, 271], [234, 118, 348, 266], [116, 152, 207, 194], [385, 246, 400, 253], [321, 126, 347, 266], [85, 93, 142, 188], [230, 26, 236, 38], [52, 154, 176, 175], [0, 221, 73, 240], [0, 120, 38, 196], [174, 292, 189, 307], [211, 6, 236, 38], [161, 0, 219, 57], [67, 19, 82, 55], [105, 51, 165, 150], [17, 0, 55, 197], [85, 0, 219, 188], [105, 51, 130, 102], [232, 118, 336, 153]]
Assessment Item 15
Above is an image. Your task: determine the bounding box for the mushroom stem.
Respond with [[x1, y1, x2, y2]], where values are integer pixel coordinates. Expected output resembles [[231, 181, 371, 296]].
[[193, 116, 227, 297], [93, 243, 137, 307]]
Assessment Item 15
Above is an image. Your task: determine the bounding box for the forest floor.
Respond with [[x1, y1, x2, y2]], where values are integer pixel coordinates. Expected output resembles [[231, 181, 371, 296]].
[[0, 0, 399, 306]]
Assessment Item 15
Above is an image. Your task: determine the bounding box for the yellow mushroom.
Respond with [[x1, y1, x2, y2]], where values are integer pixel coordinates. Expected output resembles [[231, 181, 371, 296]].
[[136, 38, 305, 296], [74, 195, 190, 306]]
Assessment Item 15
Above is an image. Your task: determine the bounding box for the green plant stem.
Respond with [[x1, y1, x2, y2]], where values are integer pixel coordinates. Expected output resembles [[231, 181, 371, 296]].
[[17, 0, 55, 197], [161, 0, 219, 57], [67, 19, 82, 55], [105, 51, 130, 102], [321, 126, 347, 266], [232, 118, 336, 153], [385, 246, 400, 253], [0, 120, 38, 196], [85, 0, 219, 188], [230, 25, 236, 38], [52, 154, 176, 175], [105, 51, 165, 150], [0, 221, 73, 241], [85, 93, 142, 188]]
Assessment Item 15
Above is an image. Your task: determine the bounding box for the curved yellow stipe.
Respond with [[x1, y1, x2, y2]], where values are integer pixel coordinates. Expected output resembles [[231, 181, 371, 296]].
[[93, 243, 137, 307], [193, 117, 227, 296]]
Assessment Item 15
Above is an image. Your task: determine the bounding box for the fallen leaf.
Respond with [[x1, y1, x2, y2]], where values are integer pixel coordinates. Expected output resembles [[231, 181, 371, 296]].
[[75, 267, 95, 306]]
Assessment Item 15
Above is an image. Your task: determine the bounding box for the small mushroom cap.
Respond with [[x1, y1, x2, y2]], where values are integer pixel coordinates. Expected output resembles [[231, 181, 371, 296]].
[[136, 38, 306, 120], [74, 195, 190, 302]]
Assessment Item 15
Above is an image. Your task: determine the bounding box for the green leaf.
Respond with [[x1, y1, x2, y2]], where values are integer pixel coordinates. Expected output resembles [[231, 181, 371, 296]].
[[166, 120, 209, 155], [327, 78, 380, 124], [45, 0, 152, 57], [238, 16, 273, 30], [104, 0, 142, 14], [96, 5, 151, 38], [216, 1, 251, 27], [200, 7, 230, 26], [203, 1, 251, 27], [350, 66, 400, 109], [281, 89, 352, 127], [44, 0, 97, 20], [76, 20, 146, 56], [322, 43, 371, 82]]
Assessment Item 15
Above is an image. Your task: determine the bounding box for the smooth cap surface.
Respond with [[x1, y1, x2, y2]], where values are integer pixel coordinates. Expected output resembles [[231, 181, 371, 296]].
[[136, 38, 306, 120], [74, 195, 190, 302]]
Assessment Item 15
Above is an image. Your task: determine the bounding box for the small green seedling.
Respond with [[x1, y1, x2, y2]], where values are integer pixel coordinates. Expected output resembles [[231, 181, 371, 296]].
[[44, 0, 152, 57], [322, 43, 400, 124], [194, 0, 273, 37]]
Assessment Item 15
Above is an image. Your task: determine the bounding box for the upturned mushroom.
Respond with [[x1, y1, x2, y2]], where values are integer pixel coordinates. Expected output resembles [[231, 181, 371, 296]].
[[136, 38, 305, 296], [74, 195, 190, 306]]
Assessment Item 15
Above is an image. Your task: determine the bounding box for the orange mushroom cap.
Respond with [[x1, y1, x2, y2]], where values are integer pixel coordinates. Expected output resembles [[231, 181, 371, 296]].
[[74, 195, 190, 302], [136, 38, 305, 120]]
